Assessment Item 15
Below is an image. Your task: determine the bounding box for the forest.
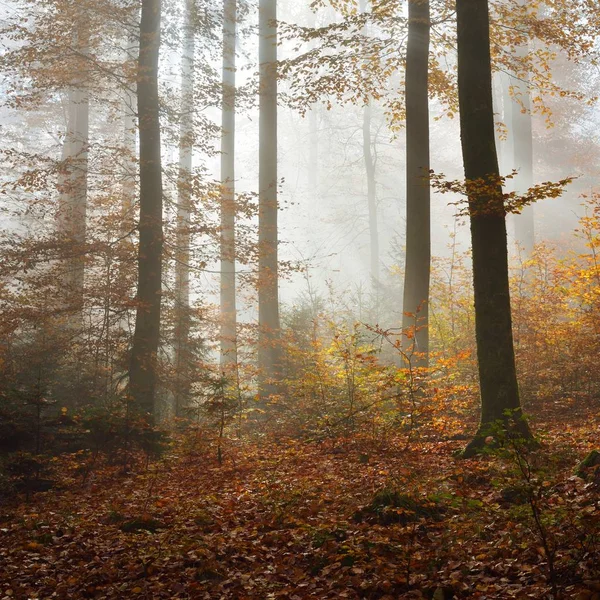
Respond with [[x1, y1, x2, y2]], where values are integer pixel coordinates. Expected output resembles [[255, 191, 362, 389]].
[[1, 0, 600, 598]]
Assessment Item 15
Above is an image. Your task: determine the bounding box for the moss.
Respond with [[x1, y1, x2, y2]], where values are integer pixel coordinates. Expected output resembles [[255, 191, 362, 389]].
[[120, 517, 162, 533], [354, 489, 444, 525], [576, 450, 600, 480]]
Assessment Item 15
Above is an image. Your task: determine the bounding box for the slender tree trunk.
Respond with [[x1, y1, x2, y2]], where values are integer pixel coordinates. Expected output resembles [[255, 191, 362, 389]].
[[402, 0, 431, 367], [258, 0, 280, 398], [308, 11, 319, 202], [308, 106, 319, 199], [58, 29, 89, 317], [456, 0, 532, 456], [122, 29, 138, 232], [359, 0, 379, 297], [363, 103, 379, 290], [220, 0, 237, 369], [129, 0, 163, 417], [173, 0, 195, 417]]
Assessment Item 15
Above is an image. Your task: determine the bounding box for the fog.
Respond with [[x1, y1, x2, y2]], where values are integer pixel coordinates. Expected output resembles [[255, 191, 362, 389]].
[[1, 0, 600, 405]]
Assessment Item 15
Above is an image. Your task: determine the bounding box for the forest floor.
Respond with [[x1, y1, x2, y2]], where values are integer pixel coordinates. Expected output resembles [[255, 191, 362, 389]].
[[1, 401, 600, 600]]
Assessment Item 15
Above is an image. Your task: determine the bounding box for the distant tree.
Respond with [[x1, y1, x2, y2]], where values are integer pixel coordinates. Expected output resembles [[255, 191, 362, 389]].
[[173, 0, 195, 417], [258, 0, 280, 398], [57, 29, 89, 319], [456, 0, 532, 456], [129, 0, 164, 417], [402, 0, 431, 367], [220, 0, 238, 368], [358, 0, 379, 298]]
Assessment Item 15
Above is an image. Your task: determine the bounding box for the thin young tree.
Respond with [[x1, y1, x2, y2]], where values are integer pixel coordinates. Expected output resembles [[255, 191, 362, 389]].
[[258, 0, 280, 398], [359, 0, 379, 295], [402, 0, 431, 367], [173, 0, 195, 417], [220, 0, 238, 368], [129, 0, 163, 417], [456, 0, 532, 456]]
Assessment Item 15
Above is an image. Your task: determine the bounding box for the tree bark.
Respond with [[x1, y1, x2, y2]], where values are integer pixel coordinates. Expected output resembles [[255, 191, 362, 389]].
[[363, 101, 379, 291], [308, 10, 319, 203], [122, 27, 138, 233], [220, 0, 237, 369], [173, 0, 195, 417], [402, 0, 431, 367], [58, 26, 89, 318], [129, 0, 163, 418], [359, 0, 379, 299], [456, 0, 532, 456], [258, 0, 280, 399]]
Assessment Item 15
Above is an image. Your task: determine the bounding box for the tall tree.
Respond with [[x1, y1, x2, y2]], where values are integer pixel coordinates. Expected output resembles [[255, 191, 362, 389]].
[[220, 0, 238, 368], [456, 0, 532, 456], [129, 0, 163, 417], [173, 0, 195, 417], [122, 25, 138, 232], [57, 20, 90, 318], [308, 10, 319, 203], [402, 0, 431, 367], [359, 0, 379, 294], [258, 0, 280, 397], [363, 102, 379, 289], [58, 84, 89, 317]]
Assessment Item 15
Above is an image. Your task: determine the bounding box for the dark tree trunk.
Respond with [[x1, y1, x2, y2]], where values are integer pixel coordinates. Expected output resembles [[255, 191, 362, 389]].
[[220, 0, 237, 369], [402, 0, 431, 367], [258, 0, 280, 399], [129, 0, 163, 418], [173, 0, 195, 417], [456, 0, 532, 456]]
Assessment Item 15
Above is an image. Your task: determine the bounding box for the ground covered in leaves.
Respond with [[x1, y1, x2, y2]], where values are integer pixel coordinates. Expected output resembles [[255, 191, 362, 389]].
[[1, 405, 600, 600]]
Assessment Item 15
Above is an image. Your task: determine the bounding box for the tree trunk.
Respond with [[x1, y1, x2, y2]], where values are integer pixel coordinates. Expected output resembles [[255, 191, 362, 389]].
[[173, 0, 195, 417], [220, 0, 237, 369], [258, 0, 280, 399], [122, 28, 138, 233], [456, 0, 532, 456], [359, 0, 379, 299], [58, 29, 89, 318], [402, 0, 431, 367], [363, 103, 379, 292], [308, 10, 319, 202], [129, 0, 163, 418]]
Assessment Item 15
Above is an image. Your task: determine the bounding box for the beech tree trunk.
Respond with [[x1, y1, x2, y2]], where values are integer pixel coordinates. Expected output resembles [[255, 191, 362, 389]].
[[173, 0, 195, 417], [129, 0, 163, 417], [359, 0, 379, 296], [58, 86, 89, 315], [402, 0, 430, 367], [258, 0, 280, 398], [58, 26, 89, 318], [122, 29, 138, 232], [456, 0, 532, 456], [220, 0, 237, 369], [363, 103, 379, 291], [308, 11, 319, 202]]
